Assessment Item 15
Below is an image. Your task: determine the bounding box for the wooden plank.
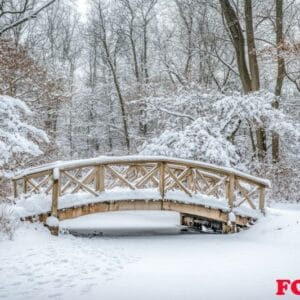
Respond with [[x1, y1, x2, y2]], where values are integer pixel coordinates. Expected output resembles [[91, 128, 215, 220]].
[[235, 180, 256, 210], [207, 177, 227, 198], [166, 167, 191, 190], [36, 176, 51, 192], [135, 165, 159, 188], [195, 169, 222, 181], [72, 168, 96, 193], [235, 187, 258, 207], [165, 165, 192, 197], [159, 163, 165, 199], [62, 171, 98, 196], [26, 179, 39, 192], [51, 179, 59, 217], [196, 170, 211, 189], [95, 165, 105, 192], [106, 166, 135, 190], [27, 176, 51, 193], [187, 170, 193, 191], [189, 170, 196, 193], [139, 166, 159, 186], [122, 165, 138, 181], [194, 176, 202, 193], [259, 187, 265, 214], [61, 168, 81, 193], [22, 170, 52, 180], [226, 175, 235, 209]]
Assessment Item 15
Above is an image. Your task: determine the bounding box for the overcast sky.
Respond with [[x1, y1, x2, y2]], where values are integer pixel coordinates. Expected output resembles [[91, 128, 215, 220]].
[[76, 0, 88, 18]]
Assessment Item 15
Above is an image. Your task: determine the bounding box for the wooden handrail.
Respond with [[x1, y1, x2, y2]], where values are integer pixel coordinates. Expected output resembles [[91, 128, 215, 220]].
[[13, 156, 271, 187], [12, 156, 270, 215]]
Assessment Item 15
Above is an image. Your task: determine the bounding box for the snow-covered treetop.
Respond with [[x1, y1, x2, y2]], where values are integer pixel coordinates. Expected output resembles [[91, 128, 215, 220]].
[[140, 89, 300, 167], [0, 95, 49, 174], [215, 90, 300, 139]]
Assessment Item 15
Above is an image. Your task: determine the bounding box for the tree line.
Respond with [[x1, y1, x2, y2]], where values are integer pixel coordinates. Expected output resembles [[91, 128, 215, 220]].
[[0, 0, 299, 201]]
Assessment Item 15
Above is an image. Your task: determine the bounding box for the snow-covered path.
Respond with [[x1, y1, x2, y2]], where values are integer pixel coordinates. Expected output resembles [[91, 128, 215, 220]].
[[1, 205, 299, 300]]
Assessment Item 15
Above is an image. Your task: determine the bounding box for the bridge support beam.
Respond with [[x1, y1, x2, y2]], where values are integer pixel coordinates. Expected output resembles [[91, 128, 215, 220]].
[[49, 169, 60, 236], [48, 226, 59, 236], [180, 213, 226, 233], [51, 179, 59, 217], [222, 222, 237, 234], [180, 213, 185, 226], [46, 215, 60, 236]]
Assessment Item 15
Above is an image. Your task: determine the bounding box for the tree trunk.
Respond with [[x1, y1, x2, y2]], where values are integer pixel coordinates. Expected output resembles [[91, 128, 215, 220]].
[[272, 0, 285, 162], [97, 3, 130, 152], [143, 24, 149, 84], [256, 127, 267, 161], [244, 0, 260, 90], [109, 62, 131, 152], [220, 0, 252, 93], [220, 0, 267, 161], [129, 29, 140, 83], [244, 0, 266, 161]]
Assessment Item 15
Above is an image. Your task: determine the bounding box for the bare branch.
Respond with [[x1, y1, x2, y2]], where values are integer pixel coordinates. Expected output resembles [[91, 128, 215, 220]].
[[0, 0, 57, 36]]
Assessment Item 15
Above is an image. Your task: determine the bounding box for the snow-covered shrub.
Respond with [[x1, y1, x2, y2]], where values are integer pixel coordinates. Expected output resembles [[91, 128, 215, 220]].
[[215, 90, 300, 201], [0, 95, 49, 169], [0, 205, 18, 240], [140, 118, 238, 166], [214, 90, 300, 143], [0, 95, 49, 198]]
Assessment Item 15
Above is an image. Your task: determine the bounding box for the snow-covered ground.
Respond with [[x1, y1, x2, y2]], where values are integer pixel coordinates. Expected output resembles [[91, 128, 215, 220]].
[[1, 204, 300, 300]]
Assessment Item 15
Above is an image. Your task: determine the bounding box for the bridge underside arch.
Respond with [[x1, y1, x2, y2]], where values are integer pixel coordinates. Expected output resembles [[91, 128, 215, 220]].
[[31, 199, 253, 229]]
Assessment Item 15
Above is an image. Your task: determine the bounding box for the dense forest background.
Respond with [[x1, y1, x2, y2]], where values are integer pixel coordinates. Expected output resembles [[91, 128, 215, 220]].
[[0, 0, 299, 201]]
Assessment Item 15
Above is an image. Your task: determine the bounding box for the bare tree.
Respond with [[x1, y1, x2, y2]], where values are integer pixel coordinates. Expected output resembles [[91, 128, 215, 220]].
[[0, 0, 57, 36], [119, 0, 141, 83], [272, 0, 285, 162], [90, 0, 130, 151]]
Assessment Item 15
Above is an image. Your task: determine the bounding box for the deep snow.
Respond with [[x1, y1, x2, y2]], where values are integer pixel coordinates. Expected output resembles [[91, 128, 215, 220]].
[[0, 204, 300, 300]]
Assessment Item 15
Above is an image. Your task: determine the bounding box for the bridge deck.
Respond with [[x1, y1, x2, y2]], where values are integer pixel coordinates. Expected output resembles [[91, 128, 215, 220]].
[[15, 189, 260, 220]]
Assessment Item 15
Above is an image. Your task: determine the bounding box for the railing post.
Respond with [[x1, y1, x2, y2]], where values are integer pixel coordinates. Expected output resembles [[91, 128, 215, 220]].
[[226, 174, 235, 209], [259, 186, 265, 214], [95, 165, 105, 192], [159, 162, 165, 199], [51, 168, 60, 217]]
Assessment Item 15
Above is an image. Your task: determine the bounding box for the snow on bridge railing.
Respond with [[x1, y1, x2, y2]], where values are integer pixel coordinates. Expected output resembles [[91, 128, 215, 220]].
[[12, 155, 270, 217]]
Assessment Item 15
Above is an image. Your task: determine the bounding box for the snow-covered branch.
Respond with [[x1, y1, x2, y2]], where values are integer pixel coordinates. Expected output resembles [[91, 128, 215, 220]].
[[0, 0, 57, 35], [0, 95, 49, 176]]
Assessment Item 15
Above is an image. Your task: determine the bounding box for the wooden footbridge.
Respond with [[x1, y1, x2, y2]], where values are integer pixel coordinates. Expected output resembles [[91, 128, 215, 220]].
[[12, 156, 270, 235]]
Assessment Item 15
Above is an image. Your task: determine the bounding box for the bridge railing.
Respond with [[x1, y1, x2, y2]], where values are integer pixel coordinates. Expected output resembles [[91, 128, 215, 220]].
[[12, 156, 270, 216]]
